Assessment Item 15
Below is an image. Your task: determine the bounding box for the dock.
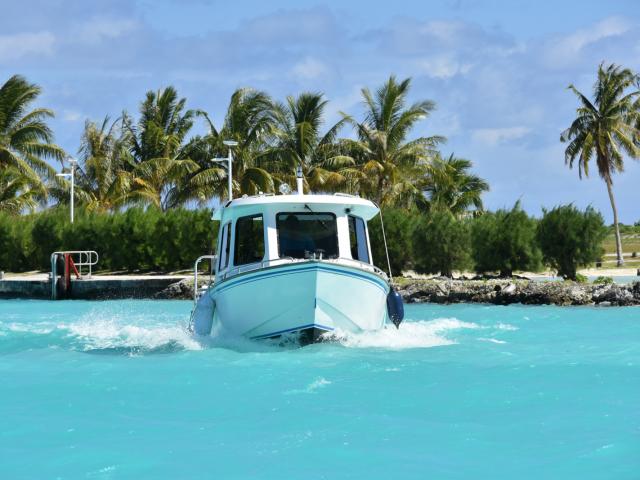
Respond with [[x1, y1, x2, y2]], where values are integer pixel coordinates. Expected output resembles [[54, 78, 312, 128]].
[[0, 273, 189, 300]]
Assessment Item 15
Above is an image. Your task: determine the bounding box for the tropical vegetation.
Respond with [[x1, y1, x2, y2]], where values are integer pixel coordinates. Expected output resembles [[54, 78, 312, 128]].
[[537, 204, 607, 280], [471, 202, 542, 276], [0, 207, 213, 272], [412, 210, 472, 277], [0, 75, 65, 213], [0, 65, 637, 278], [1, 74, 488, 216], [0, 202, 608, 278], [561, 63, 640, 267]]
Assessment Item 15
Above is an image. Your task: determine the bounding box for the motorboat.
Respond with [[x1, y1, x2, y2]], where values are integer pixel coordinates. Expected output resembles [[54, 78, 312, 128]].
[[190, 170, 403, 343]]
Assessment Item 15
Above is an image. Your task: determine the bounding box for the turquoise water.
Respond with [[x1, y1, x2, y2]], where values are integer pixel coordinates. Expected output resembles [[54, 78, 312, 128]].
[[1, 300, 639, 479]]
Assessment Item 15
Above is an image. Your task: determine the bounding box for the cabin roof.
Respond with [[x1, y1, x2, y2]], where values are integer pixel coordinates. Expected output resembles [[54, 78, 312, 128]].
[[212, 193, 379, 221]]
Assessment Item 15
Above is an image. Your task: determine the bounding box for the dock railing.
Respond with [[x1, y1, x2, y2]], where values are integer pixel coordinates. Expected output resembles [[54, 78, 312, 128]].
[[50, 251, 99, 300]]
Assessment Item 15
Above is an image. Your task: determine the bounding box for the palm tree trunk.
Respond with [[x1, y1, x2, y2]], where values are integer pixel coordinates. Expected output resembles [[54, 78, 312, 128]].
[[605, 177, 624, 267]]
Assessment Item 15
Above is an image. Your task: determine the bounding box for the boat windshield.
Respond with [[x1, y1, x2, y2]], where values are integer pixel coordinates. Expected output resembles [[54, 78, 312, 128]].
[[276, 212, 338, 259]]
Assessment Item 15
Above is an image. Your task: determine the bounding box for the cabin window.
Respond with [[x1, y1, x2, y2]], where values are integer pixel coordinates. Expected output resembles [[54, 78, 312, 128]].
[[276, 212, 338, 259], [218, 222, 232, 270], [348, 215, 370, 263], [234, 214, 265, 266]]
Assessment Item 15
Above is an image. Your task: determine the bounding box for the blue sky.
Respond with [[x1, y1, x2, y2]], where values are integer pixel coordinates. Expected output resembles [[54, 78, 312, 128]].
[[1, 0, 639, 222]]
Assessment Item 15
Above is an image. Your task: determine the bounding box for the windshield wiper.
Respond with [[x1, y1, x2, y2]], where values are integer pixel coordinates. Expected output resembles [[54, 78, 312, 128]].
[[303, 203, 331, 231]]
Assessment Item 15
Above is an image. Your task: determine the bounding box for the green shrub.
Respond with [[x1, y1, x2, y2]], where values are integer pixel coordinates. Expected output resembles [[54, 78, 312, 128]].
[[368, 208, 417, 276], [471, 202, 541, 276], [593, 275, 614, 285], [537, 205, 606, 280], [151, 208, 216, 271], [0, 207, 217, 273], [574, 273, 588, 284], [0, 214, 16, 271], [30, 208, 67, 269], [412, 210, 471, 277]]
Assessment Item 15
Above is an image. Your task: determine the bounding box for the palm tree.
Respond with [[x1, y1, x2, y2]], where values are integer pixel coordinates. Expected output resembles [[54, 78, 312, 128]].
[[264, 92, 354, 192], [0, 75, 65, 200], [423, 153, 489, 216], [123, 86, 199, 210], [343, 76, 444, 206], [0, 166, 44, 214], [561, 63, 640, 266], [180, 88, 277, 203], [71, 116, 134, 212]]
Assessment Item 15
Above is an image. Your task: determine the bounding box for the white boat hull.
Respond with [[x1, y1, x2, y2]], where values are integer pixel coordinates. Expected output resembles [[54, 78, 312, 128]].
[[203, 261, 390, 340]]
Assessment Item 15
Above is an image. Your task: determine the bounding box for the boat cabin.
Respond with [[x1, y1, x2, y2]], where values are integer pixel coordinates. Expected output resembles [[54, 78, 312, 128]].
[[211, 194, 382, 281]]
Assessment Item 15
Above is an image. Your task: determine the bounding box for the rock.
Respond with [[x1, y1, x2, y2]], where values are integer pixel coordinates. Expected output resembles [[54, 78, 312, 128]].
[[592, 284, 636, 305], [566, 286, 592, 305], [154, 278, 195, 299], [396, 278, 639, 306]]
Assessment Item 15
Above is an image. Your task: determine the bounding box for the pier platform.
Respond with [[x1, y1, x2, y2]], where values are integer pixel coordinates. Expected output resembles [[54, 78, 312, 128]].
[[0, 273, 189, 300]]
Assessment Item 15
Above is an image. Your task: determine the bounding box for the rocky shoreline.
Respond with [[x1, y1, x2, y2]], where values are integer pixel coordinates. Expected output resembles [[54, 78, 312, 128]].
[[397, 278, 640, 306], [158, 277, 640, 306]]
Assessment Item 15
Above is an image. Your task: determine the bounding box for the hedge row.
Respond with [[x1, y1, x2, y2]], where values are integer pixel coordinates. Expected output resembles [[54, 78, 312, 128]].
[[0, 203, 606, 279], [369, 203, 607, 280], [0, 207, 216, 272]]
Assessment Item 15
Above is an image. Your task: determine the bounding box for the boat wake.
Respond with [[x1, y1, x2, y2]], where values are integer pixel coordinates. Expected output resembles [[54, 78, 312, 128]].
[[0, 303, 201, 354], [1, 309, 515, 355], [322, 318, 482, 349], [0, 318, 201, 354]]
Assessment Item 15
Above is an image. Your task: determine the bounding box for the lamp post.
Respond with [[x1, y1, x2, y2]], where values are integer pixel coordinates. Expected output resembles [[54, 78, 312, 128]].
[[212, 140, 238, 203], [56, 157, 78, 223]]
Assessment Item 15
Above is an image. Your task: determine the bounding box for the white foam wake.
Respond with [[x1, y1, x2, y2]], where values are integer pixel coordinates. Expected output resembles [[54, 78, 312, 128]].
[[1, 314, 201, 353], [63, 318, 202, 352], [323, 318, 481, 349]]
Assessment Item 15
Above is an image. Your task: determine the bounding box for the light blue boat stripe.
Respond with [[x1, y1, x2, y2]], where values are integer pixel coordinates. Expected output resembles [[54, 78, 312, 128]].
[[214, 264, 388, 294], [251, 323, 334, 339]]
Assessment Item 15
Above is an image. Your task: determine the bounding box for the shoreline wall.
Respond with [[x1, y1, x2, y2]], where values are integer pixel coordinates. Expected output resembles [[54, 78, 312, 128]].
[[1, 276, 639, 306], [157, 277, 640, 306], [0, 277, 182, 300], [397, 279, 640, 306]]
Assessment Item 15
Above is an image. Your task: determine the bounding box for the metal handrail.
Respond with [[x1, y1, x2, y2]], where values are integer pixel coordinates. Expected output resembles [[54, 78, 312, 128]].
[[193, 255, 217, 302], [50, 250, 99, 299], [218, 256, 388, 282]]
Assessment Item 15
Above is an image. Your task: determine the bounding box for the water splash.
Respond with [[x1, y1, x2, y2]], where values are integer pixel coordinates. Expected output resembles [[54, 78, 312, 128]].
[[0, 305, 200, 355], [478, 337, 508, 344], [285, 377, 332, 395], [65, 318, 201, 353], [0, 301, 517, 354], [322, 318, 482, 349]]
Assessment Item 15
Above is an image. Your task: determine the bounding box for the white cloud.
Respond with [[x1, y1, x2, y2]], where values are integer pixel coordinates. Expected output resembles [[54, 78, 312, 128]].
[[544, 16, 632, 67], [291, 57, 330, 80], [472, 126, 531, 146], [62, 110, 83, 122], [415, 56, 473, 79], [0, 31, 55, 61], [561, 17, 630, 52], [418, 20, 465, 43], [76, 17, 138, 43]]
